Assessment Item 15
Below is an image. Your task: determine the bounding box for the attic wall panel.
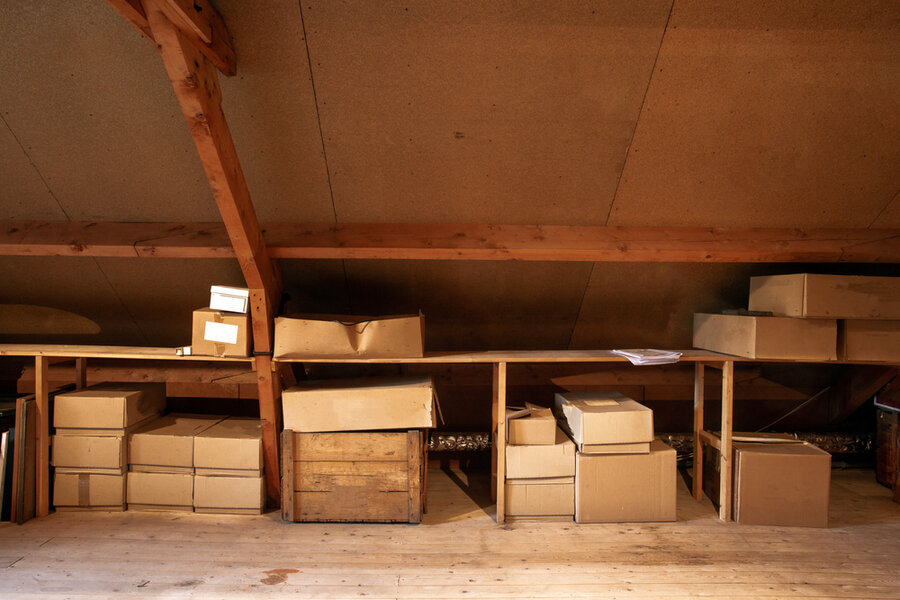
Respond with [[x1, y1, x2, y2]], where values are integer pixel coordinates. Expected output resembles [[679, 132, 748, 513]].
[[872, 192, 900, 228], [609, 0, 900, 227], [0, 122, 66, 220]]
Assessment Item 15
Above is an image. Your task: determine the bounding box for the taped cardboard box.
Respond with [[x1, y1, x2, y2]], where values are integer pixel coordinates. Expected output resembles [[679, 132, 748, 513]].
[[54, 473, 125, 510], [274, 313, 424, 359], [282, 376, 438, 432], [838, 320, 900, 362], [505, 477, 574, 518], [693, 313, 837, 360], [749, 273, 900, 319], [194, 474, 265, 514], [54, 383, 166, 432], [575, 439, 676, 523], [506, 403, 556, 445], [554, 391, 653, 453], [506, 427, 575, 479], [126, 471, 193, 511], [194, 417, 263, 476], [191, 308, 251, 358], [129, 414, 225, 471], [51, 434, 125, 474]]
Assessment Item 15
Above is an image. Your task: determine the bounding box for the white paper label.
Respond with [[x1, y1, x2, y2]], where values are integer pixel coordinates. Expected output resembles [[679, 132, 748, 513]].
[[204, 321, 239, 345]]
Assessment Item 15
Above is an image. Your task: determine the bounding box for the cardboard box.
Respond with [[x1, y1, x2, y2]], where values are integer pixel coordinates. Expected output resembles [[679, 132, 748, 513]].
[[191, 308, 251, 357], [209, 285, 250, 314], [126, 471, 193, 510], [282, 376, 437, 432], [554, 391, 653, 453], [575, 439, 676, 523], [693, 313, 837, 360], [273, 313, 424, 359], [194, 417, 263, 475], [505, 477, 574, 518], [505, 427, 576, 478], [53, 473, 125, 510], [129, 414, 225, 470], [51, 433, 125, 473], [54, 383, 165, 431], [194, 475, 265, 514], [838, 320, 900, 362], [749, 273, 900, 319], [506, 404, 556, 445]]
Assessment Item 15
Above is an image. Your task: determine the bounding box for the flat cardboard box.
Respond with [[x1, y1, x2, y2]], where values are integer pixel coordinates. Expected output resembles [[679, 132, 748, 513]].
[[194, 417, 263, 475], [282, 376, 437, 432], [838, 320, 900, 362], [51, 433, 125, 473], [191, 307, 251, 358], [54, 383, 166, 430], [505, 477, 574, 518], [575, 439, 676, 523], [129, 414, 225, 469], [274, 313, 424, 359], [554, 391, 653, 452], [126, 471, 193, 509], [749, 273, 900, 319], [506, 404, 556, 445], [693, 313, 837, 360], [193, 474, 264, 513], [209, 285, 250, 314], [505, 427, 576, 478], [54, 473, 125, 509]]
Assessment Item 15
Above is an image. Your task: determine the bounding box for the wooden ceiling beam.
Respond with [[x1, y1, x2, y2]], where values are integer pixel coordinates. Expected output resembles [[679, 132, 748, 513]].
[[2, 221, 899, 263]]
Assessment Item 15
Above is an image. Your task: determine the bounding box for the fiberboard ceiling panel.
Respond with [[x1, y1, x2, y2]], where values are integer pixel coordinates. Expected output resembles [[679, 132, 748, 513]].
[[0, 122, 67, 220], [303, 0, 671, 224]]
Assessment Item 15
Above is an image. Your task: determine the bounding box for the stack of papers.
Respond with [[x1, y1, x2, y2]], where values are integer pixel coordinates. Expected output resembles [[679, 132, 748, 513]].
[[611, 349, 683, 366]]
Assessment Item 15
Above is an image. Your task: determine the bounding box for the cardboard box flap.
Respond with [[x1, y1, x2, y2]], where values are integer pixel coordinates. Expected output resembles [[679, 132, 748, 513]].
[[274, 313, 425, 359], [506, 404, 556, 445]]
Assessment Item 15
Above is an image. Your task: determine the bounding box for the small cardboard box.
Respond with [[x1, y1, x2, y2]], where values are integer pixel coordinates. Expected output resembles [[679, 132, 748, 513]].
[[554, 391, 653, 453], [693, 313, 837, 360], [575, 439, 676, 523], [838, 320, 900, 362], [54, 383, 166, 431], [209, 285, 250, 314], [129, 414, 225, 470], [51, 433, 125, 473], [126, 471, 193, 510], [53, 473, 125, 510], [273, 313, 424, 359], [194, 474, 265, 514], [194, 417, 263, 475], [749, 273, 900, 319], [505, 477, 574, 518], [506, 404, 556, 445], [506, 427, 576, 478], [282, 376, 437, 432], [191, 308, 251, 358]]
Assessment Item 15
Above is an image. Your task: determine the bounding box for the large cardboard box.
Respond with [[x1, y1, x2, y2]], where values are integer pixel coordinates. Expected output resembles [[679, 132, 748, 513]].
[[53, 473, 125, 510], [554, 391, 653, 453], [282, 376, 437, 432], [749, 273, 900, 319], [575, 439, 676, 523], [506, 404, 556, 445], [54, 383, 165, 431], [193, 417, 263, 475], [51, 434, 125, 473], [194, 475, 265, 514], [838, 320, 900, 362], [273, 313, 424, 359], [506, 427, 576, 478], [191, 308, 251, 357], [693, 313, 837, 360], [126, 471, 193, 510], [129, 414, 225, 471], [505, 477, 574, 518]]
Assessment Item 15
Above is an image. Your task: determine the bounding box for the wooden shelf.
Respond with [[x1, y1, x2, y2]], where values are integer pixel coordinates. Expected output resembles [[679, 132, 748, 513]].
[[0, 344, 254, 364], [274, 349, 730, 364]]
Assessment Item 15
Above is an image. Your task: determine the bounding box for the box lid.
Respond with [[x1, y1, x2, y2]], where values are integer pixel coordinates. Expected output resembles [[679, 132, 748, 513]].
[[554, 391, 653, 446], [129, 414, 225, 468], [194, 417, 263, 471]]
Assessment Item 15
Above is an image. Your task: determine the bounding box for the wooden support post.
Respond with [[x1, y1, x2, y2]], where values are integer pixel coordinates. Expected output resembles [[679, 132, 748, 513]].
[[693, 362, 705, 501], [719, 360, 734, 521], [281, 429, 294, 522], [492, 362, 508, 524], [34, 356, 50, 518], [75, 357, 87, 390], [255, 354, 282, 508]]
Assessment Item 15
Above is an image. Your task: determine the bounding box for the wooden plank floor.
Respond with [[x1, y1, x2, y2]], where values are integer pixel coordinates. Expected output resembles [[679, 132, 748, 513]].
[[1, 468, 899, 599]]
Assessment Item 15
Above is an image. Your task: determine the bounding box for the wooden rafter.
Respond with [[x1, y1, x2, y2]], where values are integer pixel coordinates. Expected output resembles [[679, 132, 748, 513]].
[[3, 221, 899, 263]]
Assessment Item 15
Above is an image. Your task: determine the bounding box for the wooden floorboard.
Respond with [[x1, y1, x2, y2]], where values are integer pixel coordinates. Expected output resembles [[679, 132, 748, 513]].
[[1, 468, 898, 599]]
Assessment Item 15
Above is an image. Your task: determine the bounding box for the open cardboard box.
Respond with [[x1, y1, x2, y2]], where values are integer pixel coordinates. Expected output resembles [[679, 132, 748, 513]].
[[554, 391, 653, 453], [506, 403, 557, 445], [274, 313, 424, 359]]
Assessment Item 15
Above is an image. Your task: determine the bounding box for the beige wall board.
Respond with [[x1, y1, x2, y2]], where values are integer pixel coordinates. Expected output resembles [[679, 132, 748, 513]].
[[303, 0, 671, 225], [609, 0, 900, 227], [278, 260, 353, 316], [0, 123, 66, 220], [871, 191, 900, 228]]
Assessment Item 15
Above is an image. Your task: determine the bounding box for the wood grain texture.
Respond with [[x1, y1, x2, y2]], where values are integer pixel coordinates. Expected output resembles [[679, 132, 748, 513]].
[[34, 357, 49, 518], [295, 461, 409, 491], [280, 429, 294, 522], [692, 363, 705, 501], [718, 360, 734, 522], [295, 432, 409, 462]]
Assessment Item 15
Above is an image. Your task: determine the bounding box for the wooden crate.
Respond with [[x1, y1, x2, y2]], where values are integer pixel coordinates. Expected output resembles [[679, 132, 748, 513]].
[[876, 407, 898, 489], [281, 429, 425, 523]]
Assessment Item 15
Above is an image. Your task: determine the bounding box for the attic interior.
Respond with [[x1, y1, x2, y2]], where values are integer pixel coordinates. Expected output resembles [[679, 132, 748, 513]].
[[1, 1, 899, 598]]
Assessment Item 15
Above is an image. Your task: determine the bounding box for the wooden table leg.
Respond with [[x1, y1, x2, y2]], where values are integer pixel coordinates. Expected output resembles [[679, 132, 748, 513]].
[[718, 360, 734, 521], [75, 357, 87, 390], [492, 362, 507, 524], [34, 356, 50, 518], [693, 362, 705, 501], [255, 355, 282, 509]]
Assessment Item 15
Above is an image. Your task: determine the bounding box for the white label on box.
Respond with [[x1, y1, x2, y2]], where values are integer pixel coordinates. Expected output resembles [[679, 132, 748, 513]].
[[209, 286, 250, 314], [204, 322, 239, 345]]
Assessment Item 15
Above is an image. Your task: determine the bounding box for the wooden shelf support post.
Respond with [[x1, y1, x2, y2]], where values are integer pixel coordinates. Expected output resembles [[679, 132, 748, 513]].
[[34, 356, 50, 518], [693, 362, 705, 501], [492, 361, 508, 524], [719, 360, 734, 521]]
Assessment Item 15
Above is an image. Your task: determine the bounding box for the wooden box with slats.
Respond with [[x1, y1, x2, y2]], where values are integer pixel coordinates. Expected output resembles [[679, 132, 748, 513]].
[[281, 429, 425, 523]]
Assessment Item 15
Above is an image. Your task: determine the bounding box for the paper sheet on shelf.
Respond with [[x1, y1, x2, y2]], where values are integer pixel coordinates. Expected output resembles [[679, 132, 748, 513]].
[[610, 349, 683, 366]]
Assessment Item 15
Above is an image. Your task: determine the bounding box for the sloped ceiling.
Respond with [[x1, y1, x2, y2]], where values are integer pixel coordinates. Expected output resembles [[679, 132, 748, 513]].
[[0, 0, 898, 349]]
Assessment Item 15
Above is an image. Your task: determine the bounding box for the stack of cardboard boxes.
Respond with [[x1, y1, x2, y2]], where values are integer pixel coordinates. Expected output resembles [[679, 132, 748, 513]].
[[188, 286, 252, 358], [193, 418, 265, 514]]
